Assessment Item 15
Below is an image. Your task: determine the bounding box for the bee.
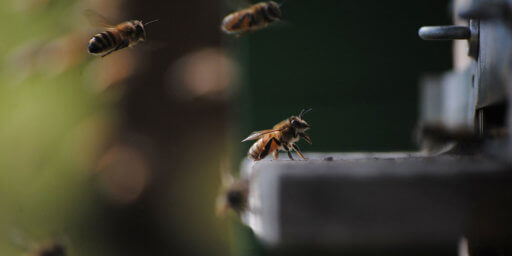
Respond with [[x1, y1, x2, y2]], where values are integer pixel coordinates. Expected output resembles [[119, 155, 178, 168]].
[[216, 160, 249, 216], [26, 241, 67, 256], [243, 108, 312, 161], [221, 1, 283, 36], [85, 10, 158, 57], [9, 229, 67, 256]]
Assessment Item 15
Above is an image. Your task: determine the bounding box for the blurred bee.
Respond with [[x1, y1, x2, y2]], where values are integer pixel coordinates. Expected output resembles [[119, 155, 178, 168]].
[[243, 108, 312, 161], [26, 241, 67, 256], [216, 160, 250, 216], [9, 229, 67, 256], [85, 10, 158, 57], [221, 1, 283, 36]]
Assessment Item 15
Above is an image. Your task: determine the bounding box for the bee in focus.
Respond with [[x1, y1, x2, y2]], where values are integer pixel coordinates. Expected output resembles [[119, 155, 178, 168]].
[[216, 160, 250, 216], [85, 10, 158, 57], [243, 108, 312, 161], [26, 241, 67, 256], [221, 1, 283, 36]]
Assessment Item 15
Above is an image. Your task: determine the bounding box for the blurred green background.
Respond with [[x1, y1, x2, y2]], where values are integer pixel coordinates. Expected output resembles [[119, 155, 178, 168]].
[[0, 0, 450, 255]]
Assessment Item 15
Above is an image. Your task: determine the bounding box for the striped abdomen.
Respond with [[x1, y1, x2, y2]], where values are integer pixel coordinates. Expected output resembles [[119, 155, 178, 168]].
[[88, 30, 119, 54], [221, 2, 281, 34], [248, 136, 279, 160]]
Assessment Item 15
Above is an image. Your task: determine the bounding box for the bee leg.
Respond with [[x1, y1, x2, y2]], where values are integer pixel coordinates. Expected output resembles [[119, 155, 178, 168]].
[[282, 144, 294, 160], [101, 40, 129, 57], [299, 133, 312, 144], [286, 150, 294, 160], [292, 144, 307, 160], [100, 48, 117, 57]]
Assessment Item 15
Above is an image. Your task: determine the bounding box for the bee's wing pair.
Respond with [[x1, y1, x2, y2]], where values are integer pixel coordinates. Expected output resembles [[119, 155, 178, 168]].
[[242, 129, 283, 142], [216, 158, 232, 216], [84, 9, 115, 28], [225, 0, 252, 11], [219, 158, 235, 187]]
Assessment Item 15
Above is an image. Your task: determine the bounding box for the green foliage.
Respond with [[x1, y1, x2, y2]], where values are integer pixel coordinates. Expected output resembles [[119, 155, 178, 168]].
[[0, 1, 112, 255]]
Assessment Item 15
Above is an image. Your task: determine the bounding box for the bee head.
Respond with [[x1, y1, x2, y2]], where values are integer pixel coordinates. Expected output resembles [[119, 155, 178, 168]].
[[266, 2, 282, 20], [290, 108, 312, 130], [290, 117, 311, 130], [132, 20, 146, 41]]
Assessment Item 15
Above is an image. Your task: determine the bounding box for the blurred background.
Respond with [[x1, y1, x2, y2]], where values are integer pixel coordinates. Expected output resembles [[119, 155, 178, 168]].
[[0, 0, 451, 255]]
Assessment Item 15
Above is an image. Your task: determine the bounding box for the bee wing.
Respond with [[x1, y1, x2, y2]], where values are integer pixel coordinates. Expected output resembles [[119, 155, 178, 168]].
[[215, 193, 228, 217], [272, 20, 294, 30], [242, 129, 282, 142], [225, 0, 252, 11], [131, 40, 168, 53], [219, 158, 234, 187], [216, 157, 233, 217], [84, 9, 114, 28]]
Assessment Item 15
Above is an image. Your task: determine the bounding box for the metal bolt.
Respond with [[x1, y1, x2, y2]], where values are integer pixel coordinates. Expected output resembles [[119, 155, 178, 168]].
[[418, 26, 470, 40], [418, 22, 479, 59]]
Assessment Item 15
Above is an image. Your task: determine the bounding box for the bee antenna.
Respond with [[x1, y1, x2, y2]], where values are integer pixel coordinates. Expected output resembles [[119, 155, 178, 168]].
[[299, 108, 313, 119], [144, 19, 160, 26]]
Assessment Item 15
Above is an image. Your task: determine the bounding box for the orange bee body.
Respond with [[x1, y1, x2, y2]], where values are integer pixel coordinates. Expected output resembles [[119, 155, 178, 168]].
[[221, 1, 282, 35], [243, 109, 312, 161]]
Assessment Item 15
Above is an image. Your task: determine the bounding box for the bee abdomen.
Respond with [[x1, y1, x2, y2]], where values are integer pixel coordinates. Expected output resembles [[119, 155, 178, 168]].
[[223, 13, 248, 31], [248, 139, 265, 160], [88, 31, 117, 54]]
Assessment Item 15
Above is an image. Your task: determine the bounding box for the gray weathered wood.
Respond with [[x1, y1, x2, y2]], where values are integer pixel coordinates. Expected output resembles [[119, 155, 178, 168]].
[[240, 153, 512, 254]]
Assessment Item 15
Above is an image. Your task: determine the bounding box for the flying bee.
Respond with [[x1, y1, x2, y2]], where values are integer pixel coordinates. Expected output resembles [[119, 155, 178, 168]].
[[216, 159, 250, 216], [217, 179, 250, 216], [221, 1, 283, 36], [85, 10, 158, 57], [243, 108, 312, 161], [9, 229, 68, 256], [26, 241, 67, 256]]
